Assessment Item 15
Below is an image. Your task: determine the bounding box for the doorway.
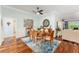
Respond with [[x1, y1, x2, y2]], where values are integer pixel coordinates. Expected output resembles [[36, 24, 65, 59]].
[[1, 17, 17, 52], [2, 17, 16, 38]]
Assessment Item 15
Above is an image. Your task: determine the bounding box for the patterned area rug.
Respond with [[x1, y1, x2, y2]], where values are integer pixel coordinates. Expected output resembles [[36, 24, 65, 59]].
[[22, 37, 61, 53]]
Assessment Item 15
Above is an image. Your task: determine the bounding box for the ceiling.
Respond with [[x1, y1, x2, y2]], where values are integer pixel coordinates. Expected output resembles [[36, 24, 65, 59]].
[[7, 5, 79, 20]]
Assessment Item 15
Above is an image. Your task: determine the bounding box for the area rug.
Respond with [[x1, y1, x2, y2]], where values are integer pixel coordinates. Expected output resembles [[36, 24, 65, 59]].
[[22, 37, 61, 53]]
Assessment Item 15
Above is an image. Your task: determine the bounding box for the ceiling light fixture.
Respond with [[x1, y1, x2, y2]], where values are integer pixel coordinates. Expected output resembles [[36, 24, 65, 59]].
[[33, 7, 47, 15]]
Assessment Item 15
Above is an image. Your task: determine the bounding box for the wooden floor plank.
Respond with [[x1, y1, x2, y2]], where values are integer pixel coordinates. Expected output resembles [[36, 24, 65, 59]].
[[54, 40, 79, 53], [0, 38, 32, 53]]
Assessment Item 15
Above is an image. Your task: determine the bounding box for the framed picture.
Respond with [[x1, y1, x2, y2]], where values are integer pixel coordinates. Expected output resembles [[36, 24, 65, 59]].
[[24, 19, 33, 29]]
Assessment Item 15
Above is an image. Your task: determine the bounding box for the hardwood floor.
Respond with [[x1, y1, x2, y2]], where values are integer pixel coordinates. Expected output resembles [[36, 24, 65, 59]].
[[16, 38, 32, 53], [0, 36, 79, 53], [0, 37, 32, 53], [54, 40, 79, 53]]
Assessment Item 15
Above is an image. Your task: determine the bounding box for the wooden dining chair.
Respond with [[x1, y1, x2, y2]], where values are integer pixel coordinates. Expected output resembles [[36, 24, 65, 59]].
[[29, 28, 37, 42], [44, 28, 54, 46]]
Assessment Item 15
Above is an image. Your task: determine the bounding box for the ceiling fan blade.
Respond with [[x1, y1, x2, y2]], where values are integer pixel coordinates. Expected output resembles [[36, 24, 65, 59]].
[[39, 10, 43, 12], [40, 12, 43, 15]]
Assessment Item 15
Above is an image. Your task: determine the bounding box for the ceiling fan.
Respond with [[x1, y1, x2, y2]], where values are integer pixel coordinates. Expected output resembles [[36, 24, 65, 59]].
[[33, 7, 44, 15]]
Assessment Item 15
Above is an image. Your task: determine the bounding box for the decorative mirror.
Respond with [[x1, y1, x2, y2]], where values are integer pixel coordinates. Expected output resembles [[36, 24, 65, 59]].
[[43, 19, 50, 27]]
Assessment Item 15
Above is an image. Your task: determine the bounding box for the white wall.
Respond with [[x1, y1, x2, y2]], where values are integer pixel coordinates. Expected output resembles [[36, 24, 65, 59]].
[[40, 11, 61, 29], [2, 6, 42, 38], [39, 11, 61, 37], [1, 6, 61, 39], [0, 6, 3, 45]]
